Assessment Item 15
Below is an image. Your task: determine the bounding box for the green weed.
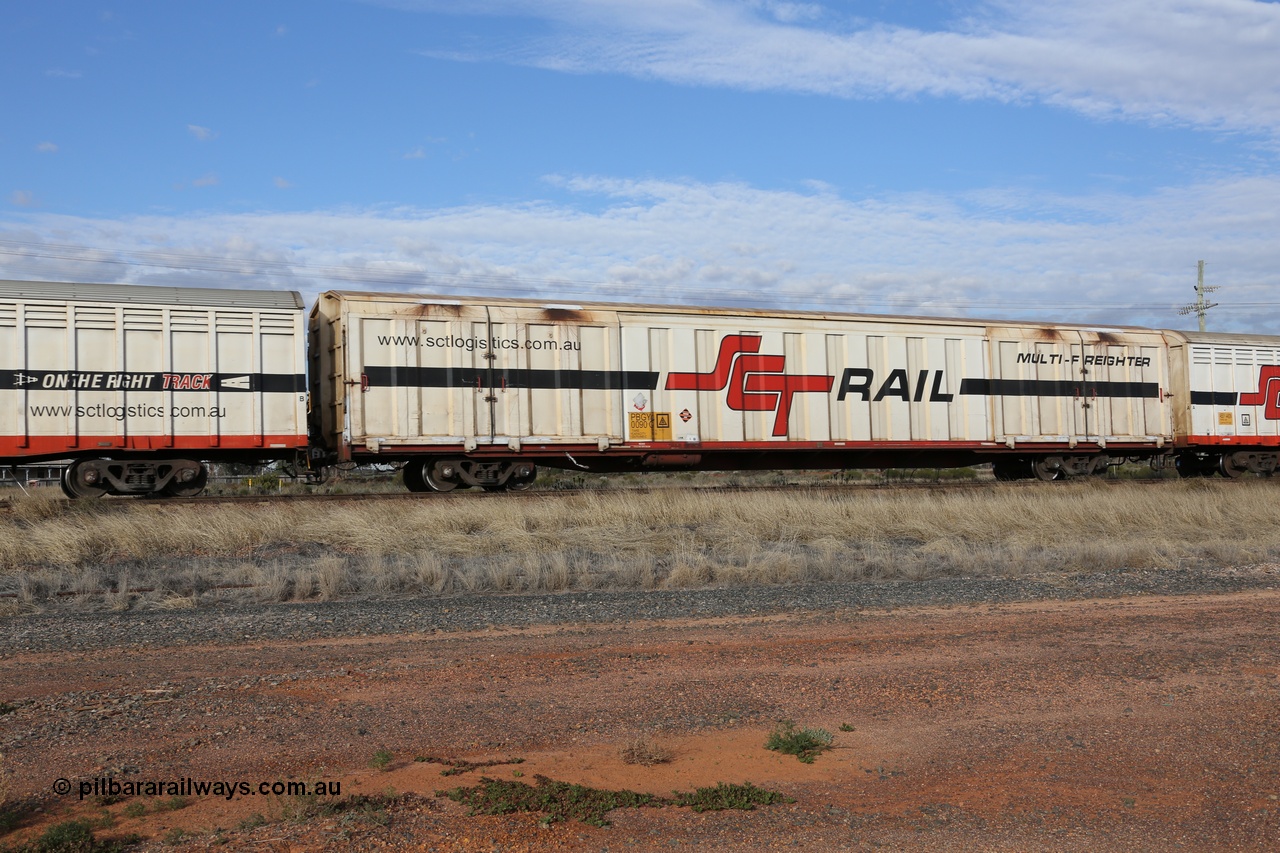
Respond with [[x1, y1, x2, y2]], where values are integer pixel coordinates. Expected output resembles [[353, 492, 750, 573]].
[[157, 796, 189, 812], [438, 775, 793, 827], [671, 782, 794, 813], [285, 793, 396, 826], [764, 720, 834, 764], [438, 775, 660, 827], [3, 818, 138, 852]]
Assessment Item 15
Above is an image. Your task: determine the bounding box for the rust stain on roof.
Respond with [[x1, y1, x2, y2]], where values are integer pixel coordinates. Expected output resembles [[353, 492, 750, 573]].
[[540, 307, 591, 323]]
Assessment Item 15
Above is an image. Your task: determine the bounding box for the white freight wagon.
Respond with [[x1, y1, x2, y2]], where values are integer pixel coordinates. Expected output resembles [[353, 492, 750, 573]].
[[0, 280, 308, 496], [1167, 331, 1280, 476], [311, 291, 1175, 489]]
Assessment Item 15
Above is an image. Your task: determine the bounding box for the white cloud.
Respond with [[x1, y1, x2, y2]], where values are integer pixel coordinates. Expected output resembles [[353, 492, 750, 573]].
[[36, 142, 58, 153], [191, 174, 219, 188], [274, 177, 293, 189], [3, 173, 1278, 332], [187, 124, 216, 141], [395, 0, 1280, 134], [45, 68, 82, 79]]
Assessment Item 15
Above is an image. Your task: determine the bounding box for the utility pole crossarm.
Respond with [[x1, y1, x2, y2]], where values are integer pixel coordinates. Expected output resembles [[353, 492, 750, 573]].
[[1177, 260, 1219, 332]]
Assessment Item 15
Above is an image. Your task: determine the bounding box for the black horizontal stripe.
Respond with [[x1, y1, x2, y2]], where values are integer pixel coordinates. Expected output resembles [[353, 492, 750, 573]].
[[237, 373, 307, 394], [1189, 391, 1239, 405], [363, 366, 660, 391], [1, 370, 304, 393], [959, 378, 1160, 398]]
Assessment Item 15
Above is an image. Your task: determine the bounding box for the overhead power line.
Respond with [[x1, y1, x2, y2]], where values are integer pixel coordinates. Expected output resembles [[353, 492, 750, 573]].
[[0, 239, 1275, 316]]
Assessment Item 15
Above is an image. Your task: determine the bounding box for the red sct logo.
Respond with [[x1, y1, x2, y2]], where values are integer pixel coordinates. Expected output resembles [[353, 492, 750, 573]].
[[665, 335, 834, 437], [1239, 366, 1280, 419]]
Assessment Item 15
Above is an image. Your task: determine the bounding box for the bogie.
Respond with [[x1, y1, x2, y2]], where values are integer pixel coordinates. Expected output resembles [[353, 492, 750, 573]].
[[399, 458, 537, 493], [58, 458, 209, 498]]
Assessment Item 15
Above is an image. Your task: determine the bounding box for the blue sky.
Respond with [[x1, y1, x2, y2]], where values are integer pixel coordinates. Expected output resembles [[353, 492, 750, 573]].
[[3, 1, 1279, 331]]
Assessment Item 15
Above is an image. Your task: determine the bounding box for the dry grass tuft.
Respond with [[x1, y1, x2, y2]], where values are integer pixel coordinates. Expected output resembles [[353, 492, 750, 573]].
[[619, 737, 674, 766]]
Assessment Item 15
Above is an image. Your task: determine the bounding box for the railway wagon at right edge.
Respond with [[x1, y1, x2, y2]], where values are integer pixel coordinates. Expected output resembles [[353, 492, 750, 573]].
[[1168, 330, 1280, 477]]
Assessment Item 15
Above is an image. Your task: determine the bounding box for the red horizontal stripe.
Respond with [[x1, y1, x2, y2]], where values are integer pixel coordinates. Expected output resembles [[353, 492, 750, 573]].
[[1, 434, 307, 458], [1180, 435, 1280, 447]]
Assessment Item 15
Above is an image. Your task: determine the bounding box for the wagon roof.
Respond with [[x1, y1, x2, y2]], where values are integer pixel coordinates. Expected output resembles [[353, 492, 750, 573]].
[[0, 279, 304, 310], [1165, 329, 1280, 346], [322, 289, 1176, 335]]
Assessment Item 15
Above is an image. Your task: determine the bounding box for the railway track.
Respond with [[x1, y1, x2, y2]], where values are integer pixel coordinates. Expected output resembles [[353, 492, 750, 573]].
[[0, 472, 1211, 514]]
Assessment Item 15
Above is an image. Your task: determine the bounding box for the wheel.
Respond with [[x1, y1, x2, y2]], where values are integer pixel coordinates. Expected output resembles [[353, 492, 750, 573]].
[[507, 464, 537, 491], [1031, 458, 1064, 482], [61, 461, 108, 499], [423, 460, 460, 493], [1219, 455, 1248, 479], [162, 464, 208, 497]]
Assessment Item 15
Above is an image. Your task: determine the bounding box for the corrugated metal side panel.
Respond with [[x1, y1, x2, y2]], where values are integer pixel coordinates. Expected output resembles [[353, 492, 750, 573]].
[[341, 303, 490, 448], [333, 293, 628, 448], [0, 280, 303, 310], [1186, 342, 1280, 440], [620, 312, 992, 444], [516, 315, 621, 441], [0, 303, 15, 450], [1093, 339, 1169, 440], [0, 292, 307, 460], [986, 327, 1169, 444], [1189, 344, 1225, 437]]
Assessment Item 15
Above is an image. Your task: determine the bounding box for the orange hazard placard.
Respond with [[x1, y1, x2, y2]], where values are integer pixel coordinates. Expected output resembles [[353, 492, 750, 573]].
[[629, 412, 672, 440]]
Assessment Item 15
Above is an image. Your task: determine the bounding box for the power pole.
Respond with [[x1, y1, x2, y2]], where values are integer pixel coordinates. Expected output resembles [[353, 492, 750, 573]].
[[1178, 260, 1219, 332]]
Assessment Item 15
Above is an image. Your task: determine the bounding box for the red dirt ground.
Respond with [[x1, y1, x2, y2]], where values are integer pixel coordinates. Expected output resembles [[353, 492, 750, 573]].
[[2, 591, 1278, 851]]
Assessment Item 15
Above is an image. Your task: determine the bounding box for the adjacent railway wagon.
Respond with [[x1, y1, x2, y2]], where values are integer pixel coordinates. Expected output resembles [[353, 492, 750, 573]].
[[309, 290, 1280, 491], [0, 280, 309, 497]]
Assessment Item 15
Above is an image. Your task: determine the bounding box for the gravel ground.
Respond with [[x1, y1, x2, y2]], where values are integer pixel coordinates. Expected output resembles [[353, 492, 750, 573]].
[[4, 564, 1276, 653], [3, 566, 1279, 852]]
